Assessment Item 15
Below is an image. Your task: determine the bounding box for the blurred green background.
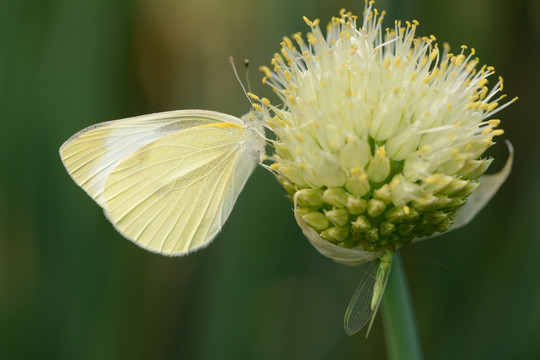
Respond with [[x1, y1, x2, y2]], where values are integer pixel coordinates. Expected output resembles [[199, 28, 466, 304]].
[[1, 0, 538, 358]]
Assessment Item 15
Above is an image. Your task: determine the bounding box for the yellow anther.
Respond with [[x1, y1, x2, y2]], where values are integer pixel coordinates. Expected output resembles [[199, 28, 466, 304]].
[[281, 47, 291, 61], [429, 48, 439, 61], [312, 18, 320, 26], [262, 97, 271, 106], [477, 78, 488, 88], [259, 66, 272, 78], [487, 102, 499, 112], [394, 56, 401, 67], [461, 45, 468, 50], [247, 92, 259, 100], [479, 86, 488, 100], [430, 34, 437, 41], [284, 70, 292, 82], [443, 42, 451, 52], [252, 103, 262, 112], [499, 76, 504, 91], [421, 55, 428, 67], [488, 119, 501, 127], [303, 16, 313, 26], [492, 129, 505, 136], [410, 71, 418, 81], [262, 76, 267, 84], [282, 36, 293, 49], [413, 19, 419, 25]]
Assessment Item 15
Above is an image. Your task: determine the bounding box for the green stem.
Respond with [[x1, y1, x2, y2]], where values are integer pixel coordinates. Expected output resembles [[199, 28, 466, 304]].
[[381, 253, 423, 360]]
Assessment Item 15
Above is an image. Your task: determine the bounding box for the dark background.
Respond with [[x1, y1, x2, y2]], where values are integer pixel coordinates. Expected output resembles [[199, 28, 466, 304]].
[[1, 0, 538, 358]]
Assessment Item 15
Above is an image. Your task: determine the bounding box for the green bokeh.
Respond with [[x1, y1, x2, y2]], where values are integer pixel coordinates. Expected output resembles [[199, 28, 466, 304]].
[[1, 0, 538, 358]]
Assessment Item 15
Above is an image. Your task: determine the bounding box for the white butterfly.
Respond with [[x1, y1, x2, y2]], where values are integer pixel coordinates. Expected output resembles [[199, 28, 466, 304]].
[[60, 109, 265, 255]]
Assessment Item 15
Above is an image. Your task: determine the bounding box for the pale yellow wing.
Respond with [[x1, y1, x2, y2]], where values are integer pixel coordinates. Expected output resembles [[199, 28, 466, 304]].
[[60, 110, 244, 207], [60, 110, 260, 255], [102, 122, 256, 255]]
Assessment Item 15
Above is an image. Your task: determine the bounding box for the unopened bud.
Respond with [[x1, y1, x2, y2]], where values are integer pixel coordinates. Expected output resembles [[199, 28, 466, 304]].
[[322, 187, 348, 207], [302, 211, 330, 230], [325, 208, 350, 227]]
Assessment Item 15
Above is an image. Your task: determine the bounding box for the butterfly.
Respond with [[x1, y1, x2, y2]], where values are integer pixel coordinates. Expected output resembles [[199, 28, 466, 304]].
[[59, 109, 265, 255]]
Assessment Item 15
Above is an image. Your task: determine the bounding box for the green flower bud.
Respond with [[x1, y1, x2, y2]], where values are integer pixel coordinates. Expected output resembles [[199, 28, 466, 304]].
[[351, 215, 371, 233], [379, 221, 395, 237], [398, 223, 415, 236], [453, 181, 479, 198], [367, 199, 386, 218], [296, 188, 324, 208], [346, 195, 367, 215], [322, 187, 348, 207], [320, 226, 350, 243], [302, 211, 330, 231], [324, 208, 349, 227], [385, 206, 405, 223], [373, 184, 392, 204], [440, 178, 469, 195]]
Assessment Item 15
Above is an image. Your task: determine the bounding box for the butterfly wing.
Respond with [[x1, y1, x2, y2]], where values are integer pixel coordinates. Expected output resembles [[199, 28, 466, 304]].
[[60, 110, 260, 255]]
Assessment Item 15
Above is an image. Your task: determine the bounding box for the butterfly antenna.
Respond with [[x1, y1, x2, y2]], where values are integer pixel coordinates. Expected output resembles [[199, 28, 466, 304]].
[[229, 56, 253, 107], [244, 59, 252, 94]]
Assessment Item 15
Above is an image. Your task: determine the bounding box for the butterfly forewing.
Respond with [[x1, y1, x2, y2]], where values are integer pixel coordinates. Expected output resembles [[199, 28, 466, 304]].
[[60, 110, 243, 206]]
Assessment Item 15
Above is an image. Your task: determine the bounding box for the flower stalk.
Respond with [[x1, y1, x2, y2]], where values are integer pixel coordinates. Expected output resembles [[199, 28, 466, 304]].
[[381, 253, 423, 359]]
